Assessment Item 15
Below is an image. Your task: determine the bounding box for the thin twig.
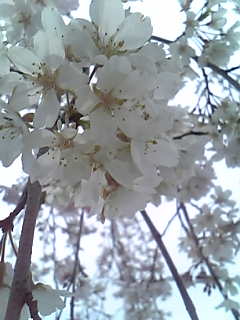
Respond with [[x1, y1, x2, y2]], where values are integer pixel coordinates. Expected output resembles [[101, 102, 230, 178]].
[[70, 211, 85, 320], [161, 212, 179, 237], [173, 131, 209, 140], [151, 35, 173, 45], [0, 233, 7, 262], [141, 210, 200, 320], [8, 231, 18, 257]]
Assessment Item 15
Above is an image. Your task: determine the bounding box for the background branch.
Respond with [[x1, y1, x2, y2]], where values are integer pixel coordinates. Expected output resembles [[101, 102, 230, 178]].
[[141, 210, 200, 320]]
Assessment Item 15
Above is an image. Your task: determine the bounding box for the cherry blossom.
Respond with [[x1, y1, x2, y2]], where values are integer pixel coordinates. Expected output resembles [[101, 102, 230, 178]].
[[0, 0, 240, 318]]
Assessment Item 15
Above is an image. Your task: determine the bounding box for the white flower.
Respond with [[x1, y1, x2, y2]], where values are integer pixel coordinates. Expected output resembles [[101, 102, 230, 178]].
[[0, 109, 28, 166], [131, 138, 179, 176], [103, 186, 151, 218], [90, 0, 152, 54], [201, 40, 233, 67], [7, 7, 89, 128], [0, 0, 41, 42], [22, 128, 92, 185], [169, 37, 196, 66]]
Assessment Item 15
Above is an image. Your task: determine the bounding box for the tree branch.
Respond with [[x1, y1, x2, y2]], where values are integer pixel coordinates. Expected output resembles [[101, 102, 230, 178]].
[[141, 210, 200, 320], [4, 181, 42, 320], [70, 210, 85, 320]]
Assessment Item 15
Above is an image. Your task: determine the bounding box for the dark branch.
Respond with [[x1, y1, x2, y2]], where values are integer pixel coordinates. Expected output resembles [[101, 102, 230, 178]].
[[141, 210, 200, 320], [151, 35, 173, 45], [70, 211, 85, 320], [173, 131, 209, 140], [226, 65, 240, 73], [206, 62, 240, 92]]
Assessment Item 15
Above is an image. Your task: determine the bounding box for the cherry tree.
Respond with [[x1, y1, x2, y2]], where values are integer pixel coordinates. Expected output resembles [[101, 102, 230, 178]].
[[0, 0, 240, 319]]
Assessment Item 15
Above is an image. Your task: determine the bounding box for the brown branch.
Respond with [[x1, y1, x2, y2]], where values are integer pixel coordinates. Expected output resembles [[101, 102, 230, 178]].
[[179, 203, 240, 320], [4, 181, 42, 320], [206, 62, 240, 92], [70, 211, 85, 320], [141, 210, 200, 320]]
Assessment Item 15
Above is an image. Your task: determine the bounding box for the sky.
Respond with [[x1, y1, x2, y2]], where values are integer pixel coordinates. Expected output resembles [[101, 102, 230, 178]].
[[0, 0, 240, 320]]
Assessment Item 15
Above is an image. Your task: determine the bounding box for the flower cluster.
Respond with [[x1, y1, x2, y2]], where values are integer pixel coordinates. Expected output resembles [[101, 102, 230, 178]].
[[0, 0, 214, 220]]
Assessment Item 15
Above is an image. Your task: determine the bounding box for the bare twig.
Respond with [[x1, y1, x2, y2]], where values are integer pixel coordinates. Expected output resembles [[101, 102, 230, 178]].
[[70, 211, 85, 320], [161, 212, 179, 237], [173, 131, 209, 140], [151, 35, 173, 45], [141, 210, 200, 320], [8, 231, 18, 257], [226, 65, 240, 73], [0, 233, 7, 262]]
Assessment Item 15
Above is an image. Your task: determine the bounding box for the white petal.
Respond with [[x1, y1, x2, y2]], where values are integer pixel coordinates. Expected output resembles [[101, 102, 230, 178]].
[[53, 148, 91, 185], [41, 7, 66, 38], [75, 86, 99, 115], [104, 187, 151, 217], [97, 56, 131, 92], [114, 13, 152, 50], [0, 53, 10, 75], [56, 63, 88, 91], [33, 284, 66, 316], [8, 84, 31, 111], [106, 152, 142, 188], [33, 90, 59, 128], [23, 129, 56, 150], [132, 138, 179, 170], [7, 47, 41, 74], [154, 72, 182, 100], [90, 0, 125, 41], [0, 131, 22, 166], [89, 108, 117, 145]]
